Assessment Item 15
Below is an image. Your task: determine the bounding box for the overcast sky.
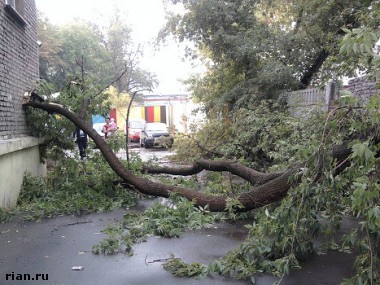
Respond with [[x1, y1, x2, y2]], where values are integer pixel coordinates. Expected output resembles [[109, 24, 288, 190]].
[[35, 0, 200, 94]]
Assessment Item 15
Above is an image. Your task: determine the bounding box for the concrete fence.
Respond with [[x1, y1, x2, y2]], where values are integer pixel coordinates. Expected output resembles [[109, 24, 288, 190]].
[[284, 81, 338, 116], [284, 77, 378, 116]]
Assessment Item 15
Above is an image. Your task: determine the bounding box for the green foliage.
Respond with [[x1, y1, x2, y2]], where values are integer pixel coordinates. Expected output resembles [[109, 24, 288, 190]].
[[79, 0, 380, 282], [16, 153, 138, 220], [37, 13, 156, 93], [224, 198, 247, 220], [153, 175, 199, 192], [92, 194, 222, 255], [37, 19, 111, 90], [215, 104, 379, 284], [164, 93, 380, 284], [184, 61, 247, 114], [106, 13, 157, 93], [28, 4, 380, 283], [25, 109, 75, 162], [163, 255, 209, 279], [163, 0, 378, 109], [58, 77, 111, 117], [37, 13, 64, 86], [92, 224, 126, 255], [338, 1, 380, 78], [218, 102, 322, 170], [0, 208, 12, 223], [174, 100, 324, 171], [172, 117, 233, 162], [25, 81, 77, 161]]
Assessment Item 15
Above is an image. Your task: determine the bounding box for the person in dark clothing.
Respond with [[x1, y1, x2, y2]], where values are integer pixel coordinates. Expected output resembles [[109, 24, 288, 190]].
[[74, 127, 88, 159]]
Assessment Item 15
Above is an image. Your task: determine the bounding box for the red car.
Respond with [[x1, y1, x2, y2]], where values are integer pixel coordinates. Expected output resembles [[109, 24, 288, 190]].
[[126, 119, 146, 142]]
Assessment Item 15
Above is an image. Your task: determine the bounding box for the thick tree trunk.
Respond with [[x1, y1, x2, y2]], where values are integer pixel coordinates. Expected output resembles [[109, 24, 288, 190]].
[[22, 99, 352, 212], [298, 49, 329, 89]]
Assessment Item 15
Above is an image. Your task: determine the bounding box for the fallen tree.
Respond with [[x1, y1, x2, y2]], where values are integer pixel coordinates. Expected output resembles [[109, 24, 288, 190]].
[[22, 93, 380, 284], [22, 95, 355, 213]]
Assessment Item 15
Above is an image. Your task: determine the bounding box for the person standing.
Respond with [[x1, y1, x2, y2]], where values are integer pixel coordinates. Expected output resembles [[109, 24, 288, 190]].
[[102, 117, 119, 151], [103, 117, 118, 138], [102, 117, 111, 139], [108, 118, 119, 150], [108, 118, 118, 136], [74, 127, 88, 159]]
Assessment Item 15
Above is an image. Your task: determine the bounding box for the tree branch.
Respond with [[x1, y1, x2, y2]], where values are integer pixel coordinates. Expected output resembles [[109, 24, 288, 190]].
[[96, 65, 131, 96], [178, 133, 224, 157], [298, 49, 329, 89], [22, 96, 357, 213], [143, 159, 285, 186]]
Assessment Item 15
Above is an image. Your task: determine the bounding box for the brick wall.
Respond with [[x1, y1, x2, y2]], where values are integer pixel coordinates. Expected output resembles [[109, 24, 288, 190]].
[[0, 0, 39, 139], [348, 77, 379, 105]]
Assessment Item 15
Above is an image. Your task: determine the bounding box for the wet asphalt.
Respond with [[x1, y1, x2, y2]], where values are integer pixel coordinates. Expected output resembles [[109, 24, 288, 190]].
[[0, 203, 251, 285], [0, 147, 357, 285], [0, 201, 357, 285]]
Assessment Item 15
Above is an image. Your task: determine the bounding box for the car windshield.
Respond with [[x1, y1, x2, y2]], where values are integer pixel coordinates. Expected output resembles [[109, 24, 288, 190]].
[[129, 121, 145, 129], [146, 123, 168, 132]]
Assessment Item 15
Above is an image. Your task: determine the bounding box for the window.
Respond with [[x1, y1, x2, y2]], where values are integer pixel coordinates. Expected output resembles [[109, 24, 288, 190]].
[[5, 0, 27, 25], [5, 0, 15, 7], [5, 0, 24, 13]]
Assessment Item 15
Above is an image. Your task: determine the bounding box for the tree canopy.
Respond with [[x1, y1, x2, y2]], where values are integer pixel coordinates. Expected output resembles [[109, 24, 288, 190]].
[[37, 12, 157, 93], [161, 0, 379, 113]]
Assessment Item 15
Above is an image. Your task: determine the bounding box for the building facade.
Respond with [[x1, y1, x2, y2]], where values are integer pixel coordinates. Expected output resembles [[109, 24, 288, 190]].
[[129, 94, 196, 133], [0, 0, 45, 209]]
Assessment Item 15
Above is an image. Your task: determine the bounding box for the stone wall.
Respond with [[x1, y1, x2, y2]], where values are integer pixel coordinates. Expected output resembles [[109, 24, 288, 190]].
[[0, 0, 39, 139], [347, 77, 378, 105]]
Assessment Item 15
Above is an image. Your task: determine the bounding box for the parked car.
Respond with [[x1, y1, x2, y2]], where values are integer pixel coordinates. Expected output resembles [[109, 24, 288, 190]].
[[126, 119, 146, 142], [140, 122, 174, 148]]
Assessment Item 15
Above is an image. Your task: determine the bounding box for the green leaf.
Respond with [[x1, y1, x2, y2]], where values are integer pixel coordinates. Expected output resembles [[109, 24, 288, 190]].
[[351, 142, 375, 165]]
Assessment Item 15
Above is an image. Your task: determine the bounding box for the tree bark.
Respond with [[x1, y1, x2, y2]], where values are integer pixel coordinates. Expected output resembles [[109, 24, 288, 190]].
[[142, 159, 285, 186], [298, 49, 329, 89], [22, 98, 352, 212]]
